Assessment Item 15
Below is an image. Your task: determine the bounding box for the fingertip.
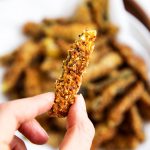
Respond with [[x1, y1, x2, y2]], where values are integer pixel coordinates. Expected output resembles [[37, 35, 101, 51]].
[[67, 94, 88, 129], [76, 94, 87, 112]]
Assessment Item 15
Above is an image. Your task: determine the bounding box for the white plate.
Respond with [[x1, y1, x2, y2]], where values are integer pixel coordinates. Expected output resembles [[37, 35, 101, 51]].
[[0, 0, 150, 150]]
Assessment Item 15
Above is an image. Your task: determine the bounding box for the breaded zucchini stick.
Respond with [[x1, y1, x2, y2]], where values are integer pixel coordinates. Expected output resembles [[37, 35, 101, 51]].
[[89, 45, 111, 64], [2, 41, 40, 92], [24, 67, 42, 97], [71, 2, 92, 23], [44, 23, 96, 41], [0, 50, 18, 67], [130, 106, 145, 141], [56, 39, 71, 56], [40, 37, 60, 58], [112, 42, 149, 83], [86, 69, 129, 92], [49, 29, 96, 117], [140, 90, 150, 105], [138, 91, 150, 120], [91, 69, 137, 120], [83, 52, 123, 82], [87, 0, 108, 27], [108, 82, 144, 127], [103, 134, 139, 150], [23, 22, 44, 38], [91, 123, 116, 150]]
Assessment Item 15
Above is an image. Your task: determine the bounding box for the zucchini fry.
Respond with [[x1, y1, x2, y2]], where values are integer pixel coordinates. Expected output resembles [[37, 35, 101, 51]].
[[91, 123, 116, 150], [103, 134, 139, 150], [40, 37, 60, 58], [56, 39, 71, 56], [89, 45, 111, 64], [108, 82, 144, 127], [71, 2, 92, 23], [49, 29, 96, 117], [87, 0, 108, 27], [91, 69, 137, 120], [138, 91, 150, 120], [23, 22, 44, 38], [2, 41, 40, 92], [112, 42, 149, 83], [40, 58, 61, 73], [44, 23, 96, 41], [87, 69, 129, 92], [0, 50, 18, 67], [83, 52, 123, 82], [24, 67, 42, 97], [130, 106, 145, 141]]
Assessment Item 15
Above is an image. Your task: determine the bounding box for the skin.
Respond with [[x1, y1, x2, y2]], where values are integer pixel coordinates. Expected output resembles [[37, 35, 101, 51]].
[[0, 93, 95, 150]]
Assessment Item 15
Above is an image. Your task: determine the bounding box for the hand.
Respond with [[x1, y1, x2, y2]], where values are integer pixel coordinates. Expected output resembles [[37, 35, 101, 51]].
[[0, 93, 95, 150]]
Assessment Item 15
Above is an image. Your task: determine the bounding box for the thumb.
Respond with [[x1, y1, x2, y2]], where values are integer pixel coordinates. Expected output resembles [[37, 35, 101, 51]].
[[60, 94, 95, 150]]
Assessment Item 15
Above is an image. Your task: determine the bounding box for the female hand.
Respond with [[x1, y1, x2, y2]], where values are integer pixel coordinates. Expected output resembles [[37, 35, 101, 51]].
[[0, 93, 95, 150]]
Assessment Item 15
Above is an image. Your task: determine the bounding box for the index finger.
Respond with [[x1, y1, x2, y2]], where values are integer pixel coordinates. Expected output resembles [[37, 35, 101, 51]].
[[0, 92, 54, 144]]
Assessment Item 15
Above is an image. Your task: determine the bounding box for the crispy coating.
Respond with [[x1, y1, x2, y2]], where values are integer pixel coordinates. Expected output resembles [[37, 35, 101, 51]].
[[130, 106, 145, 141], [112, 41, 149, 83], [83, 52, 123, 82], [0, 50, 18, 67], [89, 45, 111, 64], [44, 23, 97, 41], [138, 91, 150, 120], [71, 2, 92, 23], [91, 123, 116, 150], [40, 58, 62, 79], [49, 30, 97, 117], [141, 90, 150, 105], [91, 69, 137, 120], [24, 67, 42, 97], [23, 22, 44, 38], [87, 69, 130, 93], [87, 0, 108, 27], [108, 82, 144, 127], [103, 134, 139, 150], [40, 37, 60, 58], [2, 41, 40, 92], [56, 39, 71, 56]]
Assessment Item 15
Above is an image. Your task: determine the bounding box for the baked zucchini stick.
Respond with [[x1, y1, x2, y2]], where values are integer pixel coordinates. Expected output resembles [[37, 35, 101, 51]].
[[103, 134, 139, 150], [83, 52, 123, 82], [108, 82, 144, 127], [91, 123, 116, 150], [130, 106, 145, 141], [49, 29, 96, 117], [24, 67, 42, 97], [112, 42, 149, 83], [91, 69, 137, 120], [2, 41, 40, 92], [44, 23, 96, 41]]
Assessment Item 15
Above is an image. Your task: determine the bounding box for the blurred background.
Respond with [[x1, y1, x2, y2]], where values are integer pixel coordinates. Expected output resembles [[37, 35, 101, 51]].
[[0, 0, 150, 149]]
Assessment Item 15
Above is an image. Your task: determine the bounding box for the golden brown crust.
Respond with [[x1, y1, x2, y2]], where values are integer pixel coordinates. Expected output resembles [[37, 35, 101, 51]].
[[130, 106, 145, 141], [83, 52, 123, 82], [107, 82, 144, 127], [91, 69, 137, 120], [49, 29, 96, 117]]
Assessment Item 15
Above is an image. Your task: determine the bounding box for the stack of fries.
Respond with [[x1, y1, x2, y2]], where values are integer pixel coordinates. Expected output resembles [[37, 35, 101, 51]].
[[0, 0, 150, 149]]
